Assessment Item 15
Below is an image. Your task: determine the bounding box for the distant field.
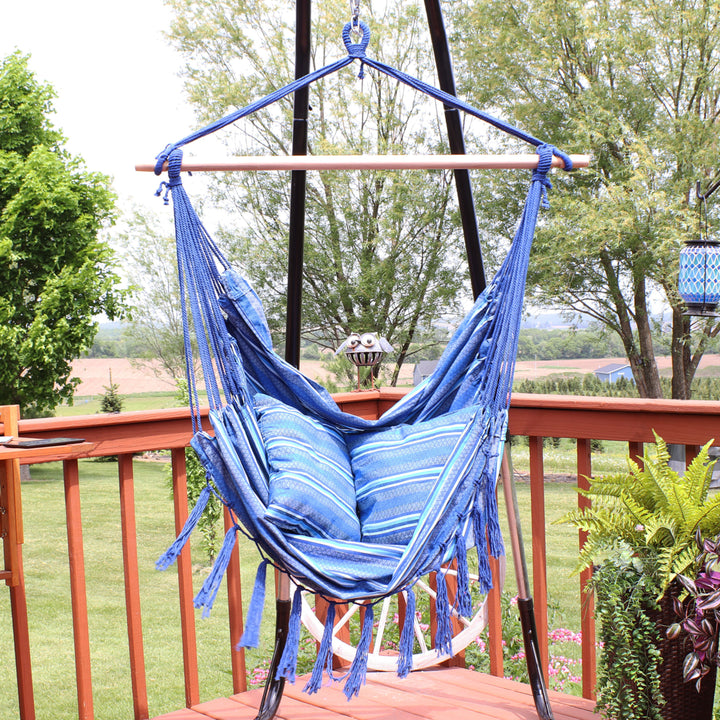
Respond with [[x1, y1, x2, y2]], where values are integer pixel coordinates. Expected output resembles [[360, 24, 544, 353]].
[[61, 354, 720, 415]]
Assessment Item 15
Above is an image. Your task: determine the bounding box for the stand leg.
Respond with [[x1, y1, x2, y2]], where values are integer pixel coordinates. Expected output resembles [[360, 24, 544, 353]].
[[500, 445, 555, 720]]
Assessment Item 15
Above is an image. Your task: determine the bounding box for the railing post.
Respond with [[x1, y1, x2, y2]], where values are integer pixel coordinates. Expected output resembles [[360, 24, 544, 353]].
[[63, 458, 94, 720], [224, 505, 247, 694], [487, 553, 503, 676], [118, 454, 149, 720], [576, 438, 596, 701], [1, 404, 35, 720], [170, 448, 200, 708]]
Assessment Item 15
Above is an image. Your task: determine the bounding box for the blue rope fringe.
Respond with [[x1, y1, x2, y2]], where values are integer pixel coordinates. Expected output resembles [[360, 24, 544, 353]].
[[276, 587, 303, 683], [156, 484, 211, 570], [455, 531, 473, 618], [193, 524, 238, 618], [343, 604, 374, 700], [434, 572, 452, 657], [304, 603, 336, 694], [237, 559, 269, 648], [397, 588, 416, 678]]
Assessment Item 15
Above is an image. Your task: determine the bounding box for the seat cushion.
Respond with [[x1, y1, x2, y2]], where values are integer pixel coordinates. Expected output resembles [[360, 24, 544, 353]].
[[255, 394, 361, 541], [346, 406, 477, 544]]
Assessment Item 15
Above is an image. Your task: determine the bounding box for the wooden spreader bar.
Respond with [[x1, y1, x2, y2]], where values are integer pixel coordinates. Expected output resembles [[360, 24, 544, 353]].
[[138, 153, 590, 173]]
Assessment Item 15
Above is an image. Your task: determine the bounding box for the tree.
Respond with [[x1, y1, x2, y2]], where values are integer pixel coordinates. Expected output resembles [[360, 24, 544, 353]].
[[449, 0, 720, 398], [0, 52, 124, 416], [117, 208, 200, 383], [166, 0, 469, 386]]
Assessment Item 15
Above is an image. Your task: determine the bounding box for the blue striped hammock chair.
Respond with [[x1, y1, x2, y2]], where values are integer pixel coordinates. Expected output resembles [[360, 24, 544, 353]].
[[153, 21, 573, 701]]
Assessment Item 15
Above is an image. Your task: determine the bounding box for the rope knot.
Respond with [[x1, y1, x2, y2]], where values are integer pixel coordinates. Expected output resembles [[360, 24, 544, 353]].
[[154, 144, 176, 175], [342, 20, 371, 58], [532, 143, 557, 208]]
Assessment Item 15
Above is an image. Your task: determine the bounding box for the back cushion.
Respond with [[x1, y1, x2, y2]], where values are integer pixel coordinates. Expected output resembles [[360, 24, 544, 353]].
[[346, 407, 476, 545], [255, 395, 361, 541]]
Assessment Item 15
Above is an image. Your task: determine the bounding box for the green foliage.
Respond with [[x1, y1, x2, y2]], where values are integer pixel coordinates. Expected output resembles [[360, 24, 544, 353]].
[[117, 208, 200, 381], [591, 551, 664, 720], [99, 370, 123, 414], [516, 373, 720, 401], [166, 0, 469, 388], [563, 435, 720, 596], [0, 52, 125, 416], [450, 0, 720, 399]]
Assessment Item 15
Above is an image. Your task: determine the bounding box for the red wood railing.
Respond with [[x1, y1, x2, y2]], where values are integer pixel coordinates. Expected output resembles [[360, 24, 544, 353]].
[[4, 391, 720, 719]]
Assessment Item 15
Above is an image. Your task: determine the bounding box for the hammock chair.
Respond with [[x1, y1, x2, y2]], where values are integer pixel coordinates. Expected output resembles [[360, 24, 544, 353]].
[[147, 15, 585, 719]]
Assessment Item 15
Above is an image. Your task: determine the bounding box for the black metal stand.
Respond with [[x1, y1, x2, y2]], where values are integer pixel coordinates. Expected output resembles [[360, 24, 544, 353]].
[[252, 598, 291, 720], [422, 0, 486, 298], [253, 0, 312, 717]]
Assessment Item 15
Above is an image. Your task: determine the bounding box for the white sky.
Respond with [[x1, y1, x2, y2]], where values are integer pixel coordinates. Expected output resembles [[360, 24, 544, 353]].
[[1, 0, 197, 208]]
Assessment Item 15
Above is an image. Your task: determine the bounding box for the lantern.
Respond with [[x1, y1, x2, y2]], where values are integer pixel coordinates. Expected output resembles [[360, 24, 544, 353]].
[[679, 179, 720, 317], [678, 239, 720, 316]]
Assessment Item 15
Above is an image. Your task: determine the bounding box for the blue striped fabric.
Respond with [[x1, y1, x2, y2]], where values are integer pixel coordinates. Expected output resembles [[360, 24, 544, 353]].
[[255, 394, 361, 541], [347, 406, 478, 544]]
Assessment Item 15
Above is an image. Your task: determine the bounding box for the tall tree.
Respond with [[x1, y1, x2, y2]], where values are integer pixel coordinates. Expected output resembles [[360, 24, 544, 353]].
[[0, 52, 124, 416], [117, 208, 199, 383], [449, 0, 720, 398], [166, 0, 469, 386]]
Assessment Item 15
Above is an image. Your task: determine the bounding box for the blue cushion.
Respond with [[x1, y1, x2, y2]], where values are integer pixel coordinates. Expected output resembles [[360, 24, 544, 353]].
[[347, 407, 477, 544], [255, 395, 361, 541]]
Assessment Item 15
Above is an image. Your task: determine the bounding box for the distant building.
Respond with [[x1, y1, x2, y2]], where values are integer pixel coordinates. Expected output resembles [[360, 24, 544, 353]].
[[413, 360, 439, 386], [594, 363, 634, 383]]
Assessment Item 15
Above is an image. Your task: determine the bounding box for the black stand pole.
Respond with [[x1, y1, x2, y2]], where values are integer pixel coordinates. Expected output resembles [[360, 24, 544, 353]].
[[423, 0, 486, 298], [255, 2, 311, 719]]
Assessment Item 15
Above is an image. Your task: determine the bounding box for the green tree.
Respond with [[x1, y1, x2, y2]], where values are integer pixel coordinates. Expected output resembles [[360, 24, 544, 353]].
[[0, 52, 124, 416], [166, 0, 468, 386], [450, 0, 720, 399], [99, 370, 123, 413], [117, 208, 200, 382]]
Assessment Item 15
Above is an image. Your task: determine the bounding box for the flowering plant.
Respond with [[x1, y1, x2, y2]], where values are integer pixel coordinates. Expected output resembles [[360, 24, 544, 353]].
[[667, 530, 720, 690]]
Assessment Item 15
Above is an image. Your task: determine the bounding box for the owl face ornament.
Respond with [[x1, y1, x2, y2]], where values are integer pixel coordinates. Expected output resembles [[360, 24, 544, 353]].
[[335, 332, 393, 390]]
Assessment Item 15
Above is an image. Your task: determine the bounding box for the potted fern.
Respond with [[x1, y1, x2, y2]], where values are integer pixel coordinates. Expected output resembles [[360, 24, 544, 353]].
[[564, 434, 720, 720]]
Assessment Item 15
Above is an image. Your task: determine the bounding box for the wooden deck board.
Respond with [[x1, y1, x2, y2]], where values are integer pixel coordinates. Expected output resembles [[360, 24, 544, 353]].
[[151, 670, 595, 720]]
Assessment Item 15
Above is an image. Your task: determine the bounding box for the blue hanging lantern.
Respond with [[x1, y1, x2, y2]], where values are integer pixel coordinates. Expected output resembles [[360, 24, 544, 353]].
[[679, 180, 720, 317]]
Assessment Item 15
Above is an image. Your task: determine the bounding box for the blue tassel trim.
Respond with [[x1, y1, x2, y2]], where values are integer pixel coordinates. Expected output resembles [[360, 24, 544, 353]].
[[473, 505, 493, 593], [343, 603, 374, 700], [193, 524, 238, 618], [276, 586, 303, 683], [156, 484, 211, 570], [485, 488, 504, 557], [434, 571, 452, 657], [304, 603, 336, 694], [397, 588, 415, 678], [455, 531, 473, 618], [237, 559, 269, 648]]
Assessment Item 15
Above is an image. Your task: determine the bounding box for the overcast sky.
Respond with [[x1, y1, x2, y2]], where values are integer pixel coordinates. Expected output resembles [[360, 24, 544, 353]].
[[1, 0, 197, 207]]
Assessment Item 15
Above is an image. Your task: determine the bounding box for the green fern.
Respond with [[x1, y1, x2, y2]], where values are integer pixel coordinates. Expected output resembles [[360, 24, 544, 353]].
[[562, 433, 718, 595]]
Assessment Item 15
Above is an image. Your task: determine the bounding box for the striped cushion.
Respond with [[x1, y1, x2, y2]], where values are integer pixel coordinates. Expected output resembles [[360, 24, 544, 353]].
[[255, 394, 361, 541], [347, 407, 476, 544]]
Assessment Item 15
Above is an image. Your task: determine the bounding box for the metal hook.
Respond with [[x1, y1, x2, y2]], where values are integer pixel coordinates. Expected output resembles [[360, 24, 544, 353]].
[[350, 0, 361, 33]]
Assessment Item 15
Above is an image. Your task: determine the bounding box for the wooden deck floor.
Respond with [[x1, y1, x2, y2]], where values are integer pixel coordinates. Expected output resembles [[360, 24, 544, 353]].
[[153, 668, 596, 720]]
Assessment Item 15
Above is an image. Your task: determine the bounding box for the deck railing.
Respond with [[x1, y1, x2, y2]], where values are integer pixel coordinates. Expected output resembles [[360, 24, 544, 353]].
[[4, 391, 720, 720]]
